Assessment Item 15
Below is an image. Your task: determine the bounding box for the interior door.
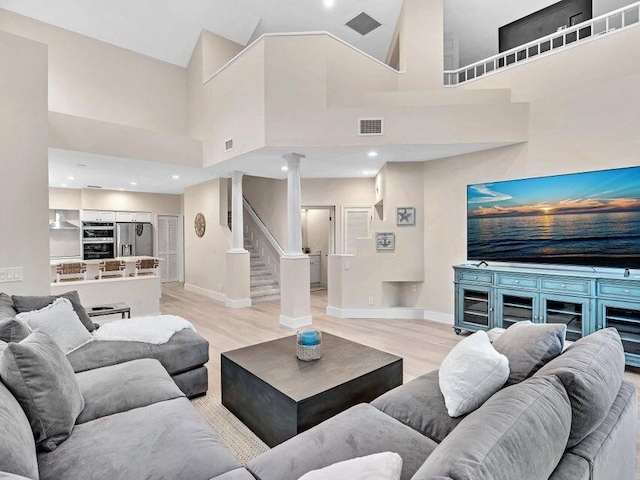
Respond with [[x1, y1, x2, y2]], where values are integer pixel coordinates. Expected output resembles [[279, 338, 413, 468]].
[[157, 215, 179, 283]]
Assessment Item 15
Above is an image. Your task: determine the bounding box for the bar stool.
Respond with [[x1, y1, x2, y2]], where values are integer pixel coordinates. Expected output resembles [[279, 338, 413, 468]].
[[56, 263, 87, 283], [130, 258, 159, 277], [96, 260, 126, 280]]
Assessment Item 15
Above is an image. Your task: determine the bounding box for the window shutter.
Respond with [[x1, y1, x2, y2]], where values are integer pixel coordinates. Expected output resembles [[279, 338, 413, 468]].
[[344, 208, 372, 255]]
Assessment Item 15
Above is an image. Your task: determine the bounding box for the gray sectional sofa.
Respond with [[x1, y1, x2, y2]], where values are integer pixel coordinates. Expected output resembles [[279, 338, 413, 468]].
[[244, 327, 637, 480], [0, 357, 252, 480], [0, 287, 636, 480], [0, 293, 209, 398]]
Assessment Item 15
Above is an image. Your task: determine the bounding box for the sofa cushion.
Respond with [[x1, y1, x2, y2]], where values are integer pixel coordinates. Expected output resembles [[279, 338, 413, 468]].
[[0, 293, 17, 318], [15, 298, 93, 355], [247, 404, 437, 480], [0, 473, 34, 480], [0, 380, 39, 480], [548, 453, 590, 480], [210, 469, 256, 480], [298, 452, 403, 480], [172, 365, 209, 397], [66, 328, 209, 375], [0, 332, 84, 452], [0, 318, 30, 344], [439, 331, 509, 417], [0, 294, 29, 343], [75, 358, 185, 424], [12, 291, 95, 333], [413, 376, 571, 480], [568, 380, 636, 480], [534, 328, 625, 448], [493, 321, 566, 385], [372, 370, 464, 443], [37, 397, 241, 480]]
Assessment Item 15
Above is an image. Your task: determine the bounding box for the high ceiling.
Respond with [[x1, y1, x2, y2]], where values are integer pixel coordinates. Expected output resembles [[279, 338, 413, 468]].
[[0, 0, 403, 67]]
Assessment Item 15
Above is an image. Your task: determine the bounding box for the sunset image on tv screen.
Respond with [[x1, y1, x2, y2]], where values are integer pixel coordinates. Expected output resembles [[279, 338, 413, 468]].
[[467, 166, 640, 268]]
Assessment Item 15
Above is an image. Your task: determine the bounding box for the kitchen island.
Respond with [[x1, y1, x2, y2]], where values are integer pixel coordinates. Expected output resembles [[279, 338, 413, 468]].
[[49, 257, 161, 318]]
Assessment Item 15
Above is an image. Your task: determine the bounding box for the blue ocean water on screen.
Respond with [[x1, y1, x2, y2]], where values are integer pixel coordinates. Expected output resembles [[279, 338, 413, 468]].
[[467, 211, 640, 267]]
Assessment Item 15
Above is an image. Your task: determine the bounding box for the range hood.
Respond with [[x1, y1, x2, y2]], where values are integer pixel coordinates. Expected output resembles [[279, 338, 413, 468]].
[[49, 210, 79, 230]]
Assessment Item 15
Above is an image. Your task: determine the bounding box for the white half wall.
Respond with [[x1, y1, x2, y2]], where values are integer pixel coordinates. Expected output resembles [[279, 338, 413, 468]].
[[0, 31, 50, 295]]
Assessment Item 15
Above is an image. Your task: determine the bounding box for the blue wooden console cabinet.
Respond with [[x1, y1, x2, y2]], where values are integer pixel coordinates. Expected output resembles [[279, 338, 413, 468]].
[[454, 264, 640, 367]]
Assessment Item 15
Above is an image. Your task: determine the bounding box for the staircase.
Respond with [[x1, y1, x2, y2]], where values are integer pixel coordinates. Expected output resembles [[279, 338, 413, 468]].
[[245, 237, 281, 303]]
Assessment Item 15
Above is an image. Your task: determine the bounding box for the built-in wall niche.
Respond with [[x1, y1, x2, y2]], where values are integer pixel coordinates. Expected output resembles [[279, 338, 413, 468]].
[[381, 281, 423, 308], [375, 201, 384, 221]]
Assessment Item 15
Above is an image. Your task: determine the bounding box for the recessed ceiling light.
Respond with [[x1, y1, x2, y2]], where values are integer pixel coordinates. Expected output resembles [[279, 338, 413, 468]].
[[130, 181, 137, 186], [67, 176, 74, 180], [172, 175, 180, 180], [61, 183, 68, 187], [368, 151, 378, 158], [281, 166, 289, 171], [323, 0, 335, 8]]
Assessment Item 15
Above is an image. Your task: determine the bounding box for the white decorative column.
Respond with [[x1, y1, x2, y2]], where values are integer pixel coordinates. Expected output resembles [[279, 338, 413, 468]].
[[225, 171, 251, 309], [230, 171, 246, 253], [280, 153, 312, 328]]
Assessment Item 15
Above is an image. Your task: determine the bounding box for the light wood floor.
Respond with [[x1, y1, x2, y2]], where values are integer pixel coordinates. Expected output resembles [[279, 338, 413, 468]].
[[160, 283, 640, 475]]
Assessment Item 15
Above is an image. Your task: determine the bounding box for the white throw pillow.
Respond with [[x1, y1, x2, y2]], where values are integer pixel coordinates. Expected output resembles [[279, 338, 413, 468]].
[[298, 452, 403, 480], [439, 330, 509, 417], [16, 298, 93, 355]]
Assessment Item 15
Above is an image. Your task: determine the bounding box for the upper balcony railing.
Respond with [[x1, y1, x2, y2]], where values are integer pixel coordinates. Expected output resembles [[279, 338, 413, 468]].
[[444, 1, 640, 87]]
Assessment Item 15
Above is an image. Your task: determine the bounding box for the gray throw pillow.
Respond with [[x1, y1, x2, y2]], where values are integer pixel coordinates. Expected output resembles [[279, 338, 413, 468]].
[[414, 376, 571, 480], [493, 321, 566, 385], [12, 291, 95, 332], [0, 293, 17, 317], [0, 331, 85, 452], [534, 328, 625, 448], [0, 318, 30, 343]]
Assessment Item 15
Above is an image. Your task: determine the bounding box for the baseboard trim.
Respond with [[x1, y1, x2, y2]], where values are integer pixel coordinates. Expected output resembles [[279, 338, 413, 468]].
[[279, 314, 313, 329], [326, 306, 425, 320], [184, 284, 226, 303], [225, 298, 252, 309], [423, 310, 454, 325]]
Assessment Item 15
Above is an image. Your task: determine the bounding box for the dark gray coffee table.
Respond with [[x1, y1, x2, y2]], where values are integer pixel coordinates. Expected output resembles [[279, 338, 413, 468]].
[[221, 333, 403, 447]]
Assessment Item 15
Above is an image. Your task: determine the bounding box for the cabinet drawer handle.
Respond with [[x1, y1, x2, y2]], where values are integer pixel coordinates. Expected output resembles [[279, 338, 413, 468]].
[[473, 276, 478, 280], [561, 284, 566, 288], [515, 280, 520, 284], [624, 289, 630, 294]]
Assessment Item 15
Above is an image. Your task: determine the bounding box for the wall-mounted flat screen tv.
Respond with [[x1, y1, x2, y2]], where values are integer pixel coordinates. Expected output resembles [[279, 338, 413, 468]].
[[467, 166, 640, 268]]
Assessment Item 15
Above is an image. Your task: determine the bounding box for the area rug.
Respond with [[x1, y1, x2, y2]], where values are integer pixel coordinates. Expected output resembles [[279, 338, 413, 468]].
[[192, 373, 415, 464]]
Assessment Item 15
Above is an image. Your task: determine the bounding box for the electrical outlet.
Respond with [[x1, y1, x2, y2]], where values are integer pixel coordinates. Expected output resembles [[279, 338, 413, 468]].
[[0, 267, 22, 283], [368, 296, 374, 306], [344, 261, 350, 271]]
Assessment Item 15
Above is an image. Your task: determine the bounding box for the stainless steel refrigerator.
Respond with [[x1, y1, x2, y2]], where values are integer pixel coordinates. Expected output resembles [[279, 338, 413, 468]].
[[116, 223, 153, 257]]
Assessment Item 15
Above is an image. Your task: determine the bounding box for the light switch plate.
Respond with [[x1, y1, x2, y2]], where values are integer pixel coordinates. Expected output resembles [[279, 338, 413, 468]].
[[0, 267, 23, 283]]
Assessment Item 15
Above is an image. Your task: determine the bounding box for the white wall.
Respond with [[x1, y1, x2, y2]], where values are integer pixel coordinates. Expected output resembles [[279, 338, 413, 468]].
[[183, 179, 231, 298], [0, 31, 50, 295], [0, 8, 188, 136], [420, 68, 640, 319]]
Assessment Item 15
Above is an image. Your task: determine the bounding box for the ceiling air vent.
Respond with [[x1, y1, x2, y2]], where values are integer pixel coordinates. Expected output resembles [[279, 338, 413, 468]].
[[346, 12, 382, 36], [225, 138, 234, 152], [86, 185, 102, 189], [359, 118, 384, 136]]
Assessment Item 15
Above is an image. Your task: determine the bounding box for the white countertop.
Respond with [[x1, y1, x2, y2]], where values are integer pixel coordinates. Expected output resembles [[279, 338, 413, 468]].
[[50, 256, 160, 267]]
